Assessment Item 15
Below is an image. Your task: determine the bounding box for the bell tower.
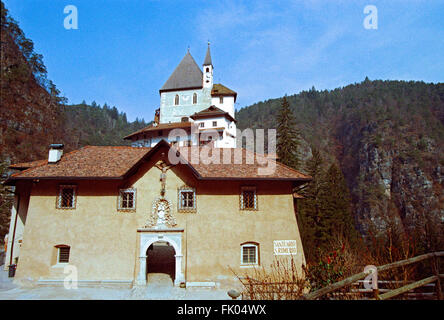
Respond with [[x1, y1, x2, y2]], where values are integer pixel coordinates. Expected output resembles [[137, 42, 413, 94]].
[[203, 42, 213, 88]]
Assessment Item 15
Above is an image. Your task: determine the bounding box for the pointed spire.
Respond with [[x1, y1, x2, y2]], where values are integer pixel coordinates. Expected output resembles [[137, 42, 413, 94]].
[[203, 41, 213, 66]]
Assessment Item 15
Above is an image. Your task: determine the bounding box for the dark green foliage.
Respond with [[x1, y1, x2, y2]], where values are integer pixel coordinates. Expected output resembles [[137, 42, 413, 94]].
[[62, 103, 148, 147], [298, 150, 358, 261], [276, 96, 301, 169]]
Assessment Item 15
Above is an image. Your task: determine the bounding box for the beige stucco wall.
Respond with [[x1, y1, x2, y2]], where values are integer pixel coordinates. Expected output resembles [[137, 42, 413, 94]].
[[14, 149, 305, 287]]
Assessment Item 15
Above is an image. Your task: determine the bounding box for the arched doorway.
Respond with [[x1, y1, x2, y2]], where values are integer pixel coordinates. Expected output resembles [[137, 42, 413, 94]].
[[137, 231, 184, 286], [146, 241, 175, 283]]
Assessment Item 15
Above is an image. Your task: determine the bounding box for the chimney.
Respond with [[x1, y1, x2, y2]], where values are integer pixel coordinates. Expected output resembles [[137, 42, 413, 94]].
[[48, 144, 64, 163]]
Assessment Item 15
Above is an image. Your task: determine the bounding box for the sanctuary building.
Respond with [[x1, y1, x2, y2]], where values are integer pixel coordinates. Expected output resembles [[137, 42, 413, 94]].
[[4, 45, 310, 289]]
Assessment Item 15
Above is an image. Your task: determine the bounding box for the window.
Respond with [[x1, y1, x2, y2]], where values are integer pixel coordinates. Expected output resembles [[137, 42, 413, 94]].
[[56, 245, 70, 264], [178, 186, 196, 211], [219, 96, 224, 104], [118, 188, 136, 210], [193, 93, 197, 104], [206, 67, 209, 72], [175, 94, 179, 105], [241, 242, 259, 265], [240, 186, 257, 210], [200, 122, 205, 128], [57, 185, 76, 209], [212, 121, 217, 127]]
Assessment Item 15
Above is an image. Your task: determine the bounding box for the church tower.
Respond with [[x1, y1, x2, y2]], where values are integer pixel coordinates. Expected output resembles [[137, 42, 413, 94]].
[[202, 42, 213, 88]]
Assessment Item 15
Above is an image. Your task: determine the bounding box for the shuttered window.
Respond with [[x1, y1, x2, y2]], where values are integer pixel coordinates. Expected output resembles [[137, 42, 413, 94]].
[[58, 246, 70, 263]]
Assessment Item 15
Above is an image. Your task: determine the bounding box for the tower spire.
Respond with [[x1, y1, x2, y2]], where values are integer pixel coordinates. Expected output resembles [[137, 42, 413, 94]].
[[203, 41, 213, 66]]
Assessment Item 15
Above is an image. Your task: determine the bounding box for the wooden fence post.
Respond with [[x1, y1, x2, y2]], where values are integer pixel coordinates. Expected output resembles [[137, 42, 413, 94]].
[[432, 254, 442, 300]]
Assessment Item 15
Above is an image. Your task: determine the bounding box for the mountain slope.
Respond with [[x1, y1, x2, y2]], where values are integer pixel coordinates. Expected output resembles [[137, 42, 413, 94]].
[[236, 79, 444, 240]]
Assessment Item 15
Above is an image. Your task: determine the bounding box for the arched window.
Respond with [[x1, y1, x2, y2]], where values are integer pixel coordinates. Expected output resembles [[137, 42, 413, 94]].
[[174, 94, 179, 105], [206, 67, 210, 72], [193, 93, 197, 104], [240, 242, 259, 266]]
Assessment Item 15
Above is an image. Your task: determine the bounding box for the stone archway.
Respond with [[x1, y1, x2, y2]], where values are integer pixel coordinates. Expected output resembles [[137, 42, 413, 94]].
[[137, 230, 184, 286]]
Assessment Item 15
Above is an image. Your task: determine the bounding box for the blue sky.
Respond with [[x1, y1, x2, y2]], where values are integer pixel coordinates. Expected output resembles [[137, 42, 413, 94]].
[[4, 0, 444, 122]]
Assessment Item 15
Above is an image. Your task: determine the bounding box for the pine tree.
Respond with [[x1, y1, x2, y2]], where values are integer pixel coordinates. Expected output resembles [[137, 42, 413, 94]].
[[276, 96, 301, 169], [318, 163, 358, 246], [298, 148, 325, 259]]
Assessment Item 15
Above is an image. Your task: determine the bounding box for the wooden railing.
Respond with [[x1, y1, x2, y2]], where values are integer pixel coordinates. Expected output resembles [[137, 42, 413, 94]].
[[302, 251, 444, 300]]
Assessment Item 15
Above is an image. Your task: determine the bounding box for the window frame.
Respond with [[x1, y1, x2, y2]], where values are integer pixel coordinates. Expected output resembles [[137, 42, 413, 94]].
[[240, 242, 259, 266], [177, 186, 196, 212], [57, 185, 77, 210], [212, 121, 217, 127], [200, 122, 205, 128], [55, 245, 70, 264], [174, 94, 179, 105], [240, 186, 258, 211], [118, 188, 137, 211]]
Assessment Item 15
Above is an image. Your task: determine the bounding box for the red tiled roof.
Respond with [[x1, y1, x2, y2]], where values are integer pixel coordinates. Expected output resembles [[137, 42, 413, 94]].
[[176, 147, 310, 180], [7, 141, 311, 183], [124, 122, 193, 140], [8, 146, 151, 180], [190, 106, 236, 123]]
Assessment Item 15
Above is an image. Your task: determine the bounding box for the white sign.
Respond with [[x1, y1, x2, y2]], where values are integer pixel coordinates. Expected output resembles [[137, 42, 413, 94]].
[[274, 240, 297, 255]]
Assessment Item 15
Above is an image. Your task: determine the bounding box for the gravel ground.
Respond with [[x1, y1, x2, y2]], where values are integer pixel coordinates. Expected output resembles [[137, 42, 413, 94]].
[[0, 266, 232, 300]]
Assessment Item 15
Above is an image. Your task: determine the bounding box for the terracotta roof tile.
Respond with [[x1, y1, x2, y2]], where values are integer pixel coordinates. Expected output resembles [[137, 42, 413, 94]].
[[10, 146, 151, 179], [124, 122, 193, 140], [211, 83, 237, 96], [190, 106, 236, 123], [176, 147, 311, 180], [8, 142, 311, 182]]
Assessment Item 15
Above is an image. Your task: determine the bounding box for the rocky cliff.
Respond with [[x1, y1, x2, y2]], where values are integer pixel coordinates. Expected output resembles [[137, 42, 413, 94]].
[[237, 80, 444, 243]]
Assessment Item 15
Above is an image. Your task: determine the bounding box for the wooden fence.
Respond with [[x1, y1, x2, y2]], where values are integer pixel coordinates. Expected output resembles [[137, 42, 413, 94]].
[[239, 251, 443, 300], [302, 251, 443, 300]]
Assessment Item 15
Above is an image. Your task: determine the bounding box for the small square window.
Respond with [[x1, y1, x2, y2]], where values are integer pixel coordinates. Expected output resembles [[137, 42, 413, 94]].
[[240, 187, 257, 210], [241, 243, 259, 265], [57, 185, 76, 209], [118, 188, 136, 210], [212, 121, 217, 127], [200, 122, 205, 128], [178, 187, 196, 211]]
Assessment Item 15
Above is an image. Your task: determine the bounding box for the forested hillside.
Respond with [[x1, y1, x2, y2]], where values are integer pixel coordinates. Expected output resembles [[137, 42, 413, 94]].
[[63, 101, 148, 147], [236, 79, 444, 249]]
